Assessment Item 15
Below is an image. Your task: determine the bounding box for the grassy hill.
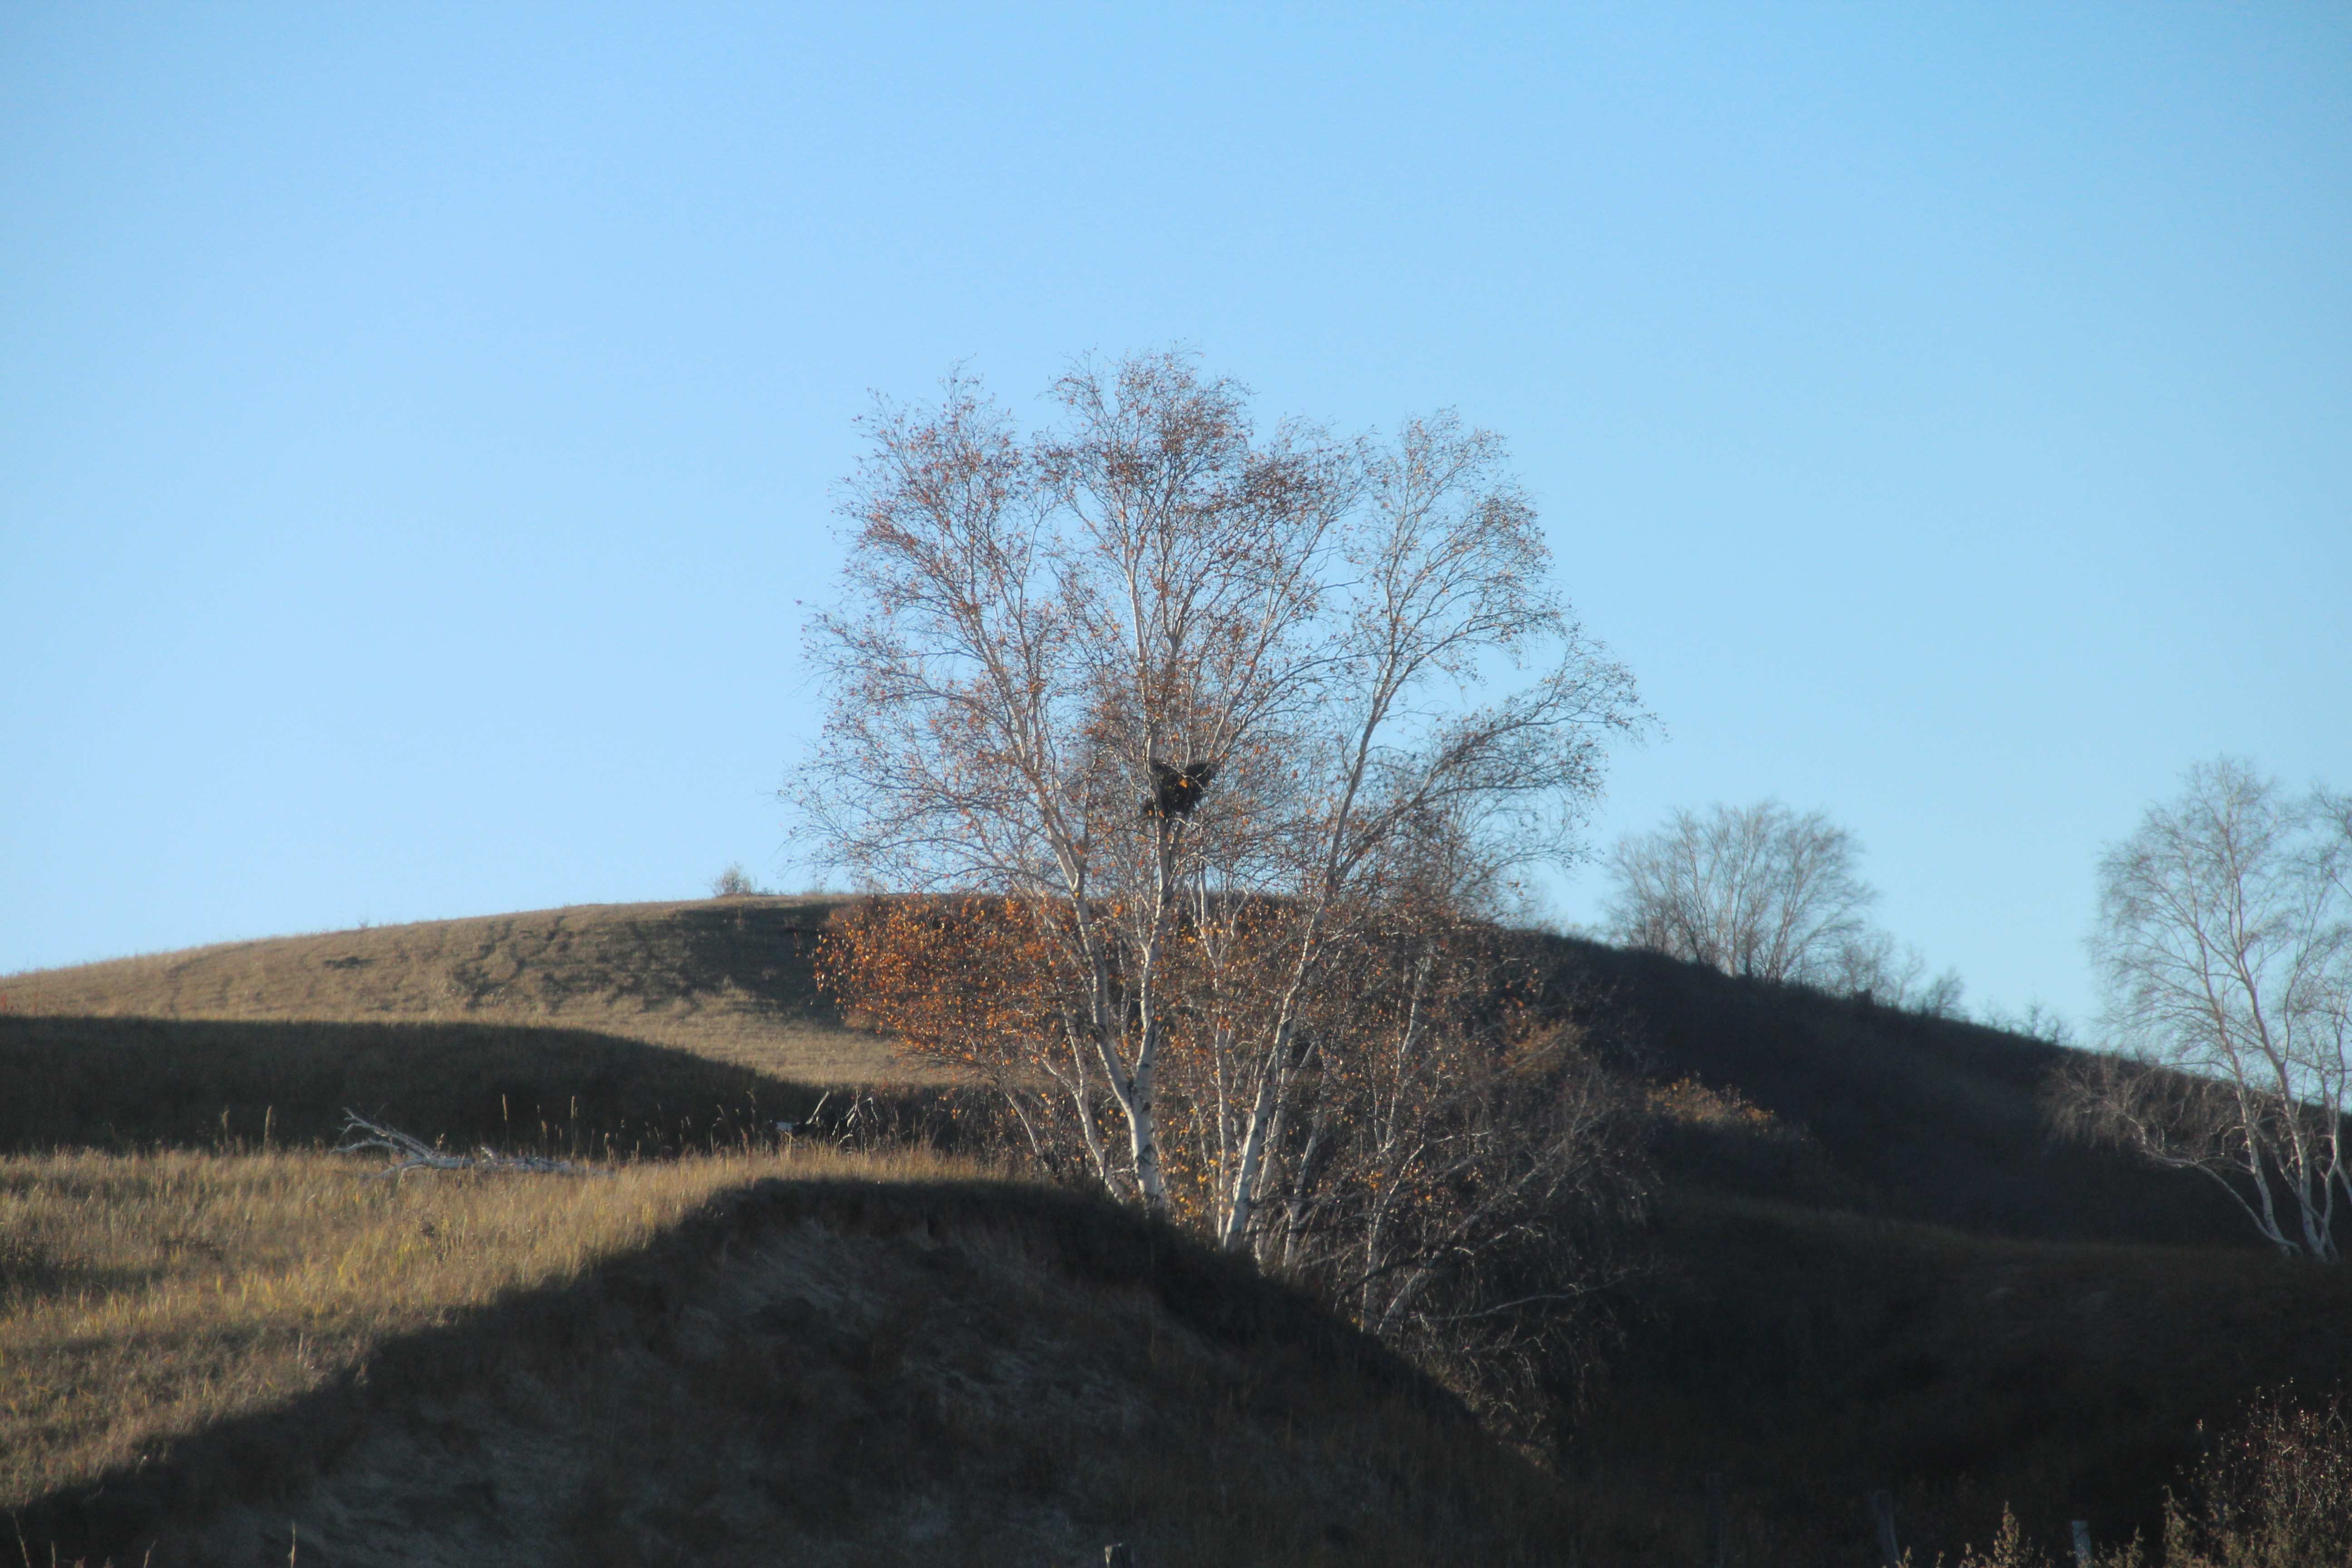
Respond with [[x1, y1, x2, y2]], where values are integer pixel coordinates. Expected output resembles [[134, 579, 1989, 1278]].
[[0, 897, 915, 1084], [8, 1154, 1579, 1567], [1527, 932, 2252, 1246], [0, 1012, 834, 1158], [1520, 934, 2345, 1563], [7, 902, 2348, 1563]]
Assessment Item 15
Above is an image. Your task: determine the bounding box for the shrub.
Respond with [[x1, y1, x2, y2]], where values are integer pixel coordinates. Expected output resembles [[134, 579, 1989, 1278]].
[[1946, 1389, 2352, 1568], [2161, 1387, 2352, 1568], [710, 862, 763, 897]]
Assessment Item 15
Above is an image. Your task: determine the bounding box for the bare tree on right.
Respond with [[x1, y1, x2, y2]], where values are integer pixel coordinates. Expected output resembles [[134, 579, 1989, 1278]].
[[2058, 758, 2352, 1259]]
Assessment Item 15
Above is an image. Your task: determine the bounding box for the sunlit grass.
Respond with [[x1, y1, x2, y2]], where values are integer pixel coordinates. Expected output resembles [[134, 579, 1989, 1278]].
[[0, 897, 940, 1087], [0, 1143, 965, 1510]]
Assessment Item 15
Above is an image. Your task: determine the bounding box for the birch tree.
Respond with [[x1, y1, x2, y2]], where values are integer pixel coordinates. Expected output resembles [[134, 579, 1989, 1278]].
[[794, 350, 1647, 1258], [2058, 758, 2352, 1258], [1244, 902, 1642, 1429], [1601, 800, 1888, 986]]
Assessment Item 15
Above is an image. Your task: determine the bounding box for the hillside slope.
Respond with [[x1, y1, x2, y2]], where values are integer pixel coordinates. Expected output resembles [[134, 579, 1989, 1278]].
[[13, 903, 2346, 1563], [1529, 932, 2251, 1247], [1557, 1191, 2352, 1563], [0, 899, 2259, 1243], [16, 1169, 1578, 1568], [1, 897, 920, 1084], [1519, 937, 2346, 1562], [0, 1012, 833, 1157]]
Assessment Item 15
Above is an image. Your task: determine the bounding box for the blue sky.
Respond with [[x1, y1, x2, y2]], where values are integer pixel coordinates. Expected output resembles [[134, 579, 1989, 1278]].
[[4, 3, 2347, 1031]]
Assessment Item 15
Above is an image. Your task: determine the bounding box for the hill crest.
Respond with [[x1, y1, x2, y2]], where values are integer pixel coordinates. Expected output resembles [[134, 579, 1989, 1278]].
[[1, 897, 925, 1084]]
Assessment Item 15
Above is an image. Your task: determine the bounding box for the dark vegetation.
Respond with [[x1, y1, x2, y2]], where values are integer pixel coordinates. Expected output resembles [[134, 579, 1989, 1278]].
[[1524, 934, 2351, 1563], [7, 903, 2348, 1563], [1536, 934, 2251, 1246]]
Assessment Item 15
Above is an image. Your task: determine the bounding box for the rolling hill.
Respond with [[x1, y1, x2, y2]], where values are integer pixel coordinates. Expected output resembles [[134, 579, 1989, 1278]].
[[1519, 934, 2347, 1561], [1, 897, 910, 1084], [10, 1160, 1579, 1567], [7, 899, 2349, 1563]]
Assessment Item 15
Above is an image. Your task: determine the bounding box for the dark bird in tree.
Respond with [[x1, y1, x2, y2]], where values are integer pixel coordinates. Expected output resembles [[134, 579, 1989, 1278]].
[[1142, 758, 1217, 820]]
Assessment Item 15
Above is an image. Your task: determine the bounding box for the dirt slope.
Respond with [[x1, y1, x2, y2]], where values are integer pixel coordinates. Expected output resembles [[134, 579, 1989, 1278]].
[[1, 898, 923, 1084], [20, 1177, 1574, 1568]]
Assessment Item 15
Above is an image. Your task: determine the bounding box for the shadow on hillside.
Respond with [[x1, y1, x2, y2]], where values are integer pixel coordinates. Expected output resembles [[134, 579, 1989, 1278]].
[[1528, 933, 2255, 1247], [657, 897, 847, 1020], [1562, 1189, 2352, 1565], [427, 898, 854, 1024], [17, 1176, 1571, 1568], [0, 1014, 852, 1157], [1490, 937, 2352, 1566]]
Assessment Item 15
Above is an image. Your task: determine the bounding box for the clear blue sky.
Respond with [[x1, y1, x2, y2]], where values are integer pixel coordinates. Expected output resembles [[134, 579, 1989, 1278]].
[[5, 4, 2347, 1033]]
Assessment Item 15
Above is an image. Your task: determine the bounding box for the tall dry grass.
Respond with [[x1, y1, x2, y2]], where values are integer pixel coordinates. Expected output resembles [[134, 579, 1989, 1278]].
[[11, 1152, 1589, 1567], [0, 1144, 964, 1511]]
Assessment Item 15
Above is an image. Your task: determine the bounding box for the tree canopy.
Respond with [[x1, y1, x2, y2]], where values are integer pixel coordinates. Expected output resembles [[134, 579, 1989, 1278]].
[[793, 351, 1649, 1387]]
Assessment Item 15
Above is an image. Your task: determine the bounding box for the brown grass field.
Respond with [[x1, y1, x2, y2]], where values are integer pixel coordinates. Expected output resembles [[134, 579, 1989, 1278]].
[[2, 901, 1588, 1565]]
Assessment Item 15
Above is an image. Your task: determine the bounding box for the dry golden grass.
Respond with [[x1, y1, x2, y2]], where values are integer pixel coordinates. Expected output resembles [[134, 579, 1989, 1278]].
[[11, 1152, 1585, 1566], [0, 898, 942, 1086], [0, 1143, 961, 1512]]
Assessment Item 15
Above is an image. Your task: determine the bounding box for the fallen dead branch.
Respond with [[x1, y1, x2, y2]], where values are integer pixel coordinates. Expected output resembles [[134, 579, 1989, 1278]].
[[335, 1112, 610, 1177]]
